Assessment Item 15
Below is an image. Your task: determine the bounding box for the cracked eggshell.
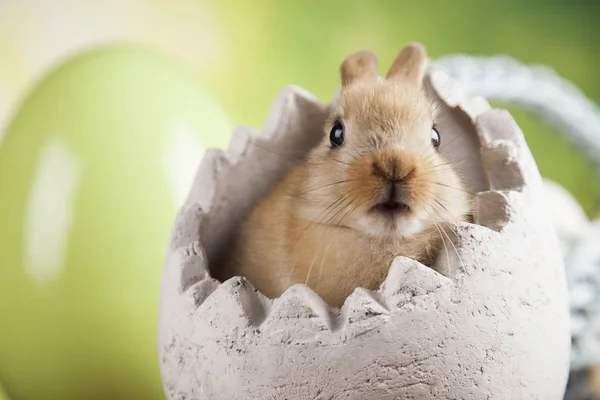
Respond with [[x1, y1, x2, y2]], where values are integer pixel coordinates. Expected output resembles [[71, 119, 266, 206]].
[[159, 67, 571, 399]]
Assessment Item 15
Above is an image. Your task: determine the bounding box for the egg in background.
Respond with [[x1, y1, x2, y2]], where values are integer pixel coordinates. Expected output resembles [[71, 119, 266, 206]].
[[0, 45, 232, 400]]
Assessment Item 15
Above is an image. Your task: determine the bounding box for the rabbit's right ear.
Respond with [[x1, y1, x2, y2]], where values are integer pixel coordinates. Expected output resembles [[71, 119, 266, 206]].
[[340, 50, 378, 86], [386, 43, 427, 85]]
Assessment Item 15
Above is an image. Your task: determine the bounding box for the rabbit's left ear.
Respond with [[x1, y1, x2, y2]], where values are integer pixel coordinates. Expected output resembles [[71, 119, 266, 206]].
[[340, 50, 379, 86], [386, 43, 428, 85]]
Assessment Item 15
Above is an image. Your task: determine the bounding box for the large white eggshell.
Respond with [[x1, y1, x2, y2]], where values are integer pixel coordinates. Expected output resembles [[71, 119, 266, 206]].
[[158, 66, 571, 399]]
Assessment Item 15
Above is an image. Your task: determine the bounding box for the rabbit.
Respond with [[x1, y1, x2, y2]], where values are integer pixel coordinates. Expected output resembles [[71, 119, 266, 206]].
[[218, 43, 471, 308]]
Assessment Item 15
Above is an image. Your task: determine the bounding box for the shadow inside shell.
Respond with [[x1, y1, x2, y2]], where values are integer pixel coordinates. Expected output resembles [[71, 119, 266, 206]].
[[201, 87, 330, 285]]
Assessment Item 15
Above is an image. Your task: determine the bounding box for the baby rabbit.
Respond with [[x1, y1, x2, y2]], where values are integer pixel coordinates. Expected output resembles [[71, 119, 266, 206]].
[[219, 43, 471, 308]]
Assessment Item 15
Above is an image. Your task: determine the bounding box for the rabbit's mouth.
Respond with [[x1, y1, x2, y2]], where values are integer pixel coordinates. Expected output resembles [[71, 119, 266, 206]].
[[357, 201, 423, 240], [370, 181, 412, 219], [371, 200, 410, 219]]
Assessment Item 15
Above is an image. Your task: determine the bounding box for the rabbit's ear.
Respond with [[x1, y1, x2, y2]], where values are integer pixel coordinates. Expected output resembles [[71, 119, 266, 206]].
[[340, 50, 378, 86], [386, 43, 427, 85]]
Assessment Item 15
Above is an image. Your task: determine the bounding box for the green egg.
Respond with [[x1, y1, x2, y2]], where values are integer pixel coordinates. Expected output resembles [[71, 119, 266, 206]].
[[0, 45, 232, 400]]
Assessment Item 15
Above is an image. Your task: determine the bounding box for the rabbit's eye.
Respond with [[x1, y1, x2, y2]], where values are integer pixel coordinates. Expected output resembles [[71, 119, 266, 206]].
[[431, 127, 440, 149], [330, 121, 344, 148]]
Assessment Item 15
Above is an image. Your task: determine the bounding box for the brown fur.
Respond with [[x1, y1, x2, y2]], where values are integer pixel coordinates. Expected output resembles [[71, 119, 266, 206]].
[[340, 50, 378, 86], [218, 43, 471, 308], [386, 42, 427, 82]]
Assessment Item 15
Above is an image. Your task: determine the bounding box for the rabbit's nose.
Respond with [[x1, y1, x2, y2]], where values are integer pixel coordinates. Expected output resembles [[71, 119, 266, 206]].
[[372, 160, 416, 183], [372, 147, 417, 182], [384, 179, 409, 203]]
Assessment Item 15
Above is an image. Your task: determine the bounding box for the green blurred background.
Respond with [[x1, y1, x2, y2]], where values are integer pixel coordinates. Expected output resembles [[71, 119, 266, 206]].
[[0, 1, 598, 399]]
